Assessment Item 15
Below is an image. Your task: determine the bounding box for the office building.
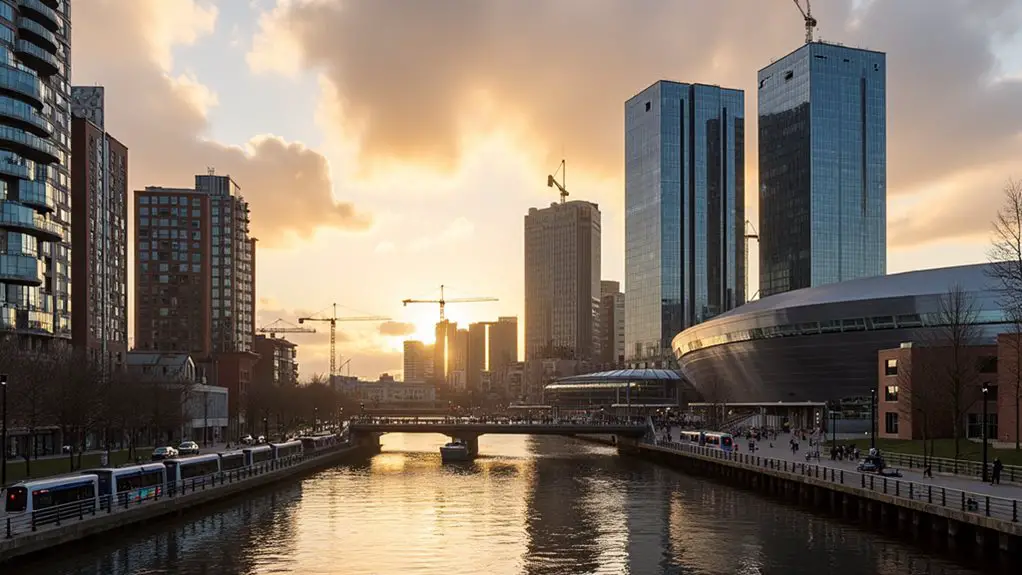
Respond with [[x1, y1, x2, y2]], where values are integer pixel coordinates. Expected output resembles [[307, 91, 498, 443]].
[[467, 322, 486, 391], [433, 320, 457, 383], [195, 173, 256, 354], [599, 281, 625, 366], [524, 201, 601, 361], [0, 1, 73, 347], [402, 339, 432, 383], [758, 42, 886, 297], [488, 316, 518, 372], [254, 334, 298, 387], [624, 81, 745, 362], [70, 86, 129, 367], [134, 186, 213, 355]]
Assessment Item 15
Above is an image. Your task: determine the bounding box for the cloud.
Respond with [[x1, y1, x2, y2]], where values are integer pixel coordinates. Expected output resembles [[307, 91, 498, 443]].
[[409, 217, 474, 252], [250, 0, 1022, 245], [377, 321, 416, 337], [72, 0, 370, 246]]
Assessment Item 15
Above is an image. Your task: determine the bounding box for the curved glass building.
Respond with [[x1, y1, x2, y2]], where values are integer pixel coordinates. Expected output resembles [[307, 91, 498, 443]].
[[0, 0, 71, 343], [671, 264, 1010, 404]]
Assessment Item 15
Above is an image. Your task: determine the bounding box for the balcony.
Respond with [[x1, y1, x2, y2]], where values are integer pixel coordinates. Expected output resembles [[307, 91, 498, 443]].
[[18, 0, 61, 33], [0, 251, 43, 285], [39, 0, 59, 10], [0, 153, 31, 180], [15, 39, 61, 78], [0, 94, 52, 137], [0, 64, 44, 109], [0, 200, 62, 241], [0, 124, 59, 164], [17, 178, 55, 212], [17, 16, 58, 53]]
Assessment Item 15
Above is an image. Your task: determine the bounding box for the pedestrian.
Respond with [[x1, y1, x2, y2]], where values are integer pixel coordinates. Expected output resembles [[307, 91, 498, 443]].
[[992, 458, 1003, 485]]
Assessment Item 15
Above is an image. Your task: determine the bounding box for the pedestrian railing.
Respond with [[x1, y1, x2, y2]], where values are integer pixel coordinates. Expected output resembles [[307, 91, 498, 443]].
[[2, 451, 322, 540], [646, 440, 1021, 525], [875, 451, 1021, 484]]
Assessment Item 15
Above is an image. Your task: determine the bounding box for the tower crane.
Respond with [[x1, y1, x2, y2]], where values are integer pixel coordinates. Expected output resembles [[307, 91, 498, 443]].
[[792, 0, 817, 44], [298, 304, 390, 378], [547, 159, 568, 204], [402, 285, 498, 323], [256, 318, 316, 339], [745, 220, 761, 301]]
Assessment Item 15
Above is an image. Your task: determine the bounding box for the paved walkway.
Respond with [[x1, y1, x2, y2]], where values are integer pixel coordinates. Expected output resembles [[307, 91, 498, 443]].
[[665, 427, 1022, 502]]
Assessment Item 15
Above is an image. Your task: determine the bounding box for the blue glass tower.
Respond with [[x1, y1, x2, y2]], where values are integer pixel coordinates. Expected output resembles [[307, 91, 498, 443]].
[[758, 42, 886, 298], [624, 81, 745, 363]]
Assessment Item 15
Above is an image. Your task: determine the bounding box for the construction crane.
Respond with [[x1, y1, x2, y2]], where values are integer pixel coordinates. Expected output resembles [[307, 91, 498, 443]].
[[298, 304, 390, 378], [402, 285, 497, 323], [745, 220, 760, 301], [792, 0, 817, 44], [256, 318, 316, 339], [547, 159, 568, 204]]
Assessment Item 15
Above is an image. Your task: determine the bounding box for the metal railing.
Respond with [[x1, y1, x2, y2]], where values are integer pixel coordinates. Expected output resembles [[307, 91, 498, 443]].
[[647, 439, 1021, 525], [3, 453, 314, 539], [875, 451, 1022, 484]]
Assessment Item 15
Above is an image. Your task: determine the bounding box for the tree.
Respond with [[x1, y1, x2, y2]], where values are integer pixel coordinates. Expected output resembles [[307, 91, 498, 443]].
[[2, 341, 54, 474], [895, 349, 939, 467], [700, 376, 731, 430], [988, 178, 1022, 451], [923, 284, 982, 468], [46, 349, 105, 470]]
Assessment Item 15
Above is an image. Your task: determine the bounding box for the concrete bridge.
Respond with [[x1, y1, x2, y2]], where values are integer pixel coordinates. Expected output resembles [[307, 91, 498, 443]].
[[348, 418, 648, 457]]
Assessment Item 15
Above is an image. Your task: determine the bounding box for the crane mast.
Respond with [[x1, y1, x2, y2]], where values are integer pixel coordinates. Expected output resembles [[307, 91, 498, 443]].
[[297, 303, 390, 378], [792, 0, 817, 44], [547, 159, 568, 204]]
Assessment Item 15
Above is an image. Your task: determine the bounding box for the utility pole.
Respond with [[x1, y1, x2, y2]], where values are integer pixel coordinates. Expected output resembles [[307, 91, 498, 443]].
[[1, 374, 7, 486], [982, 385, 990, 483]]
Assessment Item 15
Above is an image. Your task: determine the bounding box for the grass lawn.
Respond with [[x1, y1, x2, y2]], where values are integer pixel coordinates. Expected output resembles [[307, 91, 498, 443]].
[[2, 447, 153, 485], [829, 438, 1022, 467]]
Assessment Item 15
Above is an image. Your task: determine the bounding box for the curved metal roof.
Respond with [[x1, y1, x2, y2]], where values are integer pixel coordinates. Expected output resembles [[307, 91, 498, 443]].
[[719, 263, 995, 319], [553, 369, 682, 384]]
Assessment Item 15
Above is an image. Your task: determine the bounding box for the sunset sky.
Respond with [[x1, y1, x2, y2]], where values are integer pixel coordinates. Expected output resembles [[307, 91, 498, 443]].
[[71, 0, 1022, 380]]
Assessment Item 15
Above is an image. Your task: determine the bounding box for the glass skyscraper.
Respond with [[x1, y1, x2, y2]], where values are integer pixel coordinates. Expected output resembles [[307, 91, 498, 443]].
[[0, 0, 72, 346], [624, 81, 745, 363], [758, 42, 886, 298]]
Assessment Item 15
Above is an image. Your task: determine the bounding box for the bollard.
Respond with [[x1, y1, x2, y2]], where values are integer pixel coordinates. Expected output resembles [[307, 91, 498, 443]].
[[961, 492, 965, 511], [840, 470, 844, 484], [1014, 500, 1018, 523], [985, 496, 990, 517], [942, 488, 946, 507]]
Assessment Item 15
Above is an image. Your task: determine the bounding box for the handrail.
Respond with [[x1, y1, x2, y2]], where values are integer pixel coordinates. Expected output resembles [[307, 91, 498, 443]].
[[2, 447, 342, 539], [644, 439, 1020, 524], [874, 451, 1022, 485]]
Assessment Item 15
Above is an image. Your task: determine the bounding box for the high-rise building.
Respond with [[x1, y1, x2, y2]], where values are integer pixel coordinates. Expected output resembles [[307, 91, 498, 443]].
[[134, 187, 213, 356], [433, 320, 456, 383], [195, 174, 256, 354], [253, 334, 298, 387], [524, 201, 601, 361], [467, 322, 487, 391], [758, 42, 886, 297], [599, 280, 625, 366], [70, 86, 129, 368], [624, 81, 745, 362], [0, 1, 73, 348], [402, 339, 431, 383], [488, 316, 518, 372]]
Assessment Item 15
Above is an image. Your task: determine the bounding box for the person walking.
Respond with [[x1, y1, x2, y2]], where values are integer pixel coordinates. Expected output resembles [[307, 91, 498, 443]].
[[991, 458, 1003, 485]]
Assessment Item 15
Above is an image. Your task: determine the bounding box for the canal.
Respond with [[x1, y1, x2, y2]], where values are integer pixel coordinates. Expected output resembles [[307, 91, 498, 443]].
[[14, 434, 1003, 574]]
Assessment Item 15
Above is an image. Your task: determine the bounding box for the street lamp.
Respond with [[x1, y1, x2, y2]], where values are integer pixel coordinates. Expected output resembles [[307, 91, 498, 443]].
[[982, 385, 990, 483], [313, 407, 319, 432], [870, 387, 877, 451], [1, 373, 7, 487], [262, 417, 269, 442], [831, 409, 837, 448]]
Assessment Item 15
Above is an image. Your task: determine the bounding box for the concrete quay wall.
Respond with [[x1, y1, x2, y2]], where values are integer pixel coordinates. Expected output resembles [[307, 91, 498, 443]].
[[0, 441, 378, 564], [619, 439, 1021, 560]]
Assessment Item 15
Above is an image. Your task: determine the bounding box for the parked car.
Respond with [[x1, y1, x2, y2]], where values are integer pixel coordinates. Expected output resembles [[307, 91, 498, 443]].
[[178, 441, 200, 456], [151, 446, 178, 461]]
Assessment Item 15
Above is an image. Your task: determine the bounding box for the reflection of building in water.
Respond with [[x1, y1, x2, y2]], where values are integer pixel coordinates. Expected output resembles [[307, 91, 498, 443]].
[[622, 465, 673, 574]]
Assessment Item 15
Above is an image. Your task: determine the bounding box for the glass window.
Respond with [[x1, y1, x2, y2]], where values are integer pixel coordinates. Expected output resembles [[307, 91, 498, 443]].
[[884, 385, 898, 402], [884, 358, 897, 376], [884, 412, 898, 434]]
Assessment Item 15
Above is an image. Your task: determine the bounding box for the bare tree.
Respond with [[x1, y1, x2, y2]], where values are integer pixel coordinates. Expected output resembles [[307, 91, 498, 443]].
[[895, 349, 939, 467], [922, 284, 982, 468], [988, 178, 1022, 450], [700, 376, 731, 431]]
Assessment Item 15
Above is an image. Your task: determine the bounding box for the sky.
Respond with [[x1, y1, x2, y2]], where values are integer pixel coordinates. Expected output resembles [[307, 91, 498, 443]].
[[70, 0, 1022, 380]]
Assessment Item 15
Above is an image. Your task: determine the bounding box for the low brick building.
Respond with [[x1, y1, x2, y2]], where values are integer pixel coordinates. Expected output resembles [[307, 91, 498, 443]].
[[997, 333, 1022, 445]]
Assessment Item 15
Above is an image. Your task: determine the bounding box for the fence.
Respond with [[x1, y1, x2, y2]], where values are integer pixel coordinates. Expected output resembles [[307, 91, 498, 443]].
[[646, 439, 1021, 525], [3, 453, 310, 539], [877, 451, 1022, 484]]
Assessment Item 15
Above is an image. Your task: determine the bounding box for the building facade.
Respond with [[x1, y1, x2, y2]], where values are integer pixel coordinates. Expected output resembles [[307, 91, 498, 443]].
[[467, 321, 486, 391], [402, 339, 431, 383], [758, 42, 887, 297], [524, 201, 601, 361], [253, 334, 298, 387], [599, 280, 625, 366], [0, 1, 73, 348], [195, 173, 256, 354], [488, 316, 518, 372], [624, 81, 745, 363], [70, 86, 128, 368], [134, 187, 213, 356]]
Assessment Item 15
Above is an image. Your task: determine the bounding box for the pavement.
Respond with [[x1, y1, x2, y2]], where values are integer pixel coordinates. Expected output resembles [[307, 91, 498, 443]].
[[664, 427, 1022, 505]]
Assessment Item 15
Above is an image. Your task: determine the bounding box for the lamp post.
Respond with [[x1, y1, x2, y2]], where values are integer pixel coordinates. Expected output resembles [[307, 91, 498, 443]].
[[831, 409, 837, 447], [262, 417, 268, 442], [870, 387, 877, 451], [313, 407, 319, 432], [982, 385, 990, 483], [1, 373, 7, 487]]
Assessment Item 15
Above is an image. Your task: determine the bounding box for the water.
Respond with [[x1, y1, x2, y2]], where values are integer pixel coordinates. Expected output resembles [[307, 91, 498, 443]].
[[13, 434, 999, 575]]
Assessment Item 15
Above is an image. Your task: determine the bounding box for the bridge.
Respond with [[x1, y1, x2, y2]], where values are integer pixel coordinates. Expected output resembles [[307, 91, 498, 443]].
[[348, 418, 648, 457]]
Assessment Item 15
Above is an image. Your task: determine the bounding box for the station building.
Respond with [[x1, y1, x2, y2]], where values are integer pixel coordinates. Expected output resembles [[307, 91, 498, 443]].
[[542, 369, 690, 413]]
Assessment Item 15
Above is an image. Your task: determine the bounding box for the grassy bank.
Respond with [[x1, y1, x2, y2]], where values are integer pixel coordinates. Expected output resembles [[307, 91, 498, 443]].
[[829, 438, 1022, 467], [3, 447, 153, 485]]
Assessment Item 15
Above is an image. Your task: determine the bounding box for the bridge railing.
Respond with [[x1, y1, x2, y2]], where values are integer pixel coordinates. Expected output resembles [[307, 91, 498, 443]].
[[646, 439, 1021, 525], [349, 416, 647, 427]]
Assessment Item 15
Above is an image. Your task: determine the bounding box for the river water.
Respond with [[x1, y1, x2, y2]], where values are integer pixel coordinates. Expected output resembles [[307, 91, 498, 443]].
[[14, 434, 1001, 575]]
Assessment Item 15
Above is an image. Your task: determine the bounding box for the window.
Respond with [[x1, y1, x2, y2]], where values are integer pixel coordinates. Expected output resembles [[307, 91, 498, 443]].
[[884, 412, 899, 434], [885, 385, 899, 402], [885, 358, 898, 376], [967, 413, 998, 440], [977, 356, 998, 374]]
